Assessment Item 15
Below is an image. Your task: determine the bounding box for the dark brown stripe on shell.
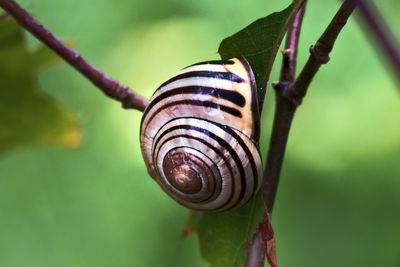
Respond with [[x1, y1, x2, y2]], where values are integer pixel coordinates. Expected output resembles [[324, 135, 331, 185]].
[[186, 60, 235, 68], [158, 71, 245, 89]]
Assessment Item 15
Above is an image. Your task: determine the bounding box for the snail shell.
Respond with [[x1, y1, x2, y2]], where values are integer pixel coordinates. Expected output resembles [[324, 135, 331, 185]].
[[140, 57, 262, 212]]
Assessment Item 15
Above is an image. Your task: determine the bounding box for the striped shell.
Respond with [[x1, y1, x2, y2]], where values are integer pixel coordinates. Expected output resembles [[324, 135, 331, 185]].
[[140, 57, 262, 212]]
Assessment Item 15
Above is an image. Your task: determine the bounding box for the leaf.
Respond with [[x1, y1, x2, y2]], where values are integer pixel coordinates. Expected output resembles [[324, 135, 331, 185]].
[[219, 0, 305, 103], [0, 18, 81, 154], [186, 193, 264, 267]]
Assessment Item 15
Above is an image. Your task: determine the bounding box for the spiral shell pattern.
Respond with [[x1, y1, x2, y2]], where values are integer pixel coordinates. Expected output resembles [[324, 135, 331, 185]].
[[140, 57, 262, 211]]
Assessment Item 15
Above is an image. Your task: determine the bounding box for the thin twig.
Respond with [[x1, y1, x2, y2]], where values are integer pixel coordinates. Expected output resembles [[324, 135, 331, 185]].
[[280, 4, 306, 83], [0, 0, 148, 111], [354, 0, 400, 85]]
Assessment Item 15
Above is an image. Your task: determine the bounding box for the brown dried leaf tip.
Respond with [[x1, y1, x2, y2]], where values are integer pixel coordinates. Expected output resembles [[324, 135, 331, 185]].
[[258, 213, 278, 267]]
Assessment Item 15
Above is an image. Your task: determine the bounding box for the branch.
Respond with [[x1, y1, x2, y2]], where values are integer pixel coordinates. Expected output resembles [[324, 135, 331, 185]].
[[261, 0, 358, 211], [354, 0, 400, 85], [284, 0, 357, 105], [0, 11, 9, 20], [262, 0, 356, 219], [0, 0, 148, 111], [245, 228, 266, 267]]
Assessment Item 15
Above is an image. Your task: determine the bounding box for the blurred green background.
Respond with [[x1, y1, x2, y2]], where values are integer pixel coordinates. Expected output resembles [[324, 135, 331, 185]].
[[1, 0, 399, 266]]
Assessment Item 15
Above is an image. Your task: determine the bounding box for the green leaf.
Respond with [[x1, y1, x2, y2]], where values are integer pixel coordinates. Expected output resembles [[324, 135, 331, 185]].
[[186, 193, 264, 267], [0, 18, 81, 154], [219, 0, 305, 103]]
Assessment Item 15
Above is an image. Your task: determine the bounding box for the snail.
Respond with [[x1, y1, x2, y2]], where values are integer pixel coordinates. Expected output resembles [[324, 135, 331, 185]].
[[140, 57, 262, 212]]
